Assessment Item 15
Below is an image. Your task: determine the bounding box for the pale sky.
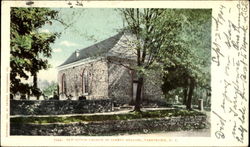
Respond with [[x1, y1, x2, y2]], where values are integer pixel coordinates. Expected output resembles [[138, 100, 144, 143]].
[[37, 8, 123, 82]]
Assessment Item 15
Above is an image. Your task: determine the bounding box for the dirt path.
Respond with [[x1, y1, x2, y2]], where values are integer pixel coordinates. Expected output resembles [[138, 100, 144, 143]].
[[10, 107, 173, 118], [122, 129, 210, 137]]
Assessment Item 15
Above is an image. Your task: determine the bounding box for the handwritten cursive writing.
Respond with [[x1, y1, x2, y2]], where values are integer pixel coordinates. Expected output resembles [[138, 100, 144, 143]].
[[213, 1, 248, 144]]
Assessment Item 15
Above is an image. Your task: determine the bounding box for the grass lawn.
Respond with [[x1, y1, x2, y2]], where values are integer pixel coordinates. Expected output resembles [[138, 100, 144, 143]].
[[10, 109, 206, 124]]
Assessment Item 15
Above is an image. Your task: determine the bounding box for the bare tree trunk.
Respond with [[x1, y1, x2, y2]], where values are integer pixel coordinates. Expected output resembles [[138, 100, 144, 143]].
[[33, 73, 39, 100], [134, 77, 143, 112], [186, 79, 195, 110], [183, 88, 188, 105], [33, 73, 37, 89], [57, 84, 59, 96]]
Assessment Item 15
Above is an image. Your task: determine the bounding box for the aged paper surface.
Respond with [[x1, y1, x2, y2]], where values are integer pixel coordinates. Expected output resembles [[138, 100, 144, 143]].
[[1, 0, 249, 146]]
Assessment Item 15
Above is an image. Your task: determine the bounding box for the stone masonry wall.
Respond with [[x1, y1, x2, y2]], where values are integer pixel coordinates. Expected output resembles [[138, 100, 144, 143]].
[[57, 32, 164, 104], [58, 59, 109, 100], [107, 33, 165, 106], [143, 69, 165, 103], [10, 115, 207, 135], [107, 57, 165, 106], [108, 58, 133, 105], [10, 99, 113, 115]]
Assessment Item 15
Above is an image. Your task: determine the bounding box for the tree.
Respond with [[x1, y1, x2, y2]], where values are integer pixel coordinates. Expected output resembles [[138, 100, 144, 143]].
[[183, 10, 211, 109], [43, 81, 58, 98], [10, 8, 60, 99], [161, 9, 212, 110], [120, 9, 188, 111], [121, 9, 211, 111]]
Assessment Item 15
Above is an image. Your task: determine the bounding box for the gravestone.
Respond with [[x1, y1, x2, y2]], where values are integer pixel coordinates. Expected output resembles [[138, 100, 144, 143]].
[[198, 99, 204, 111]]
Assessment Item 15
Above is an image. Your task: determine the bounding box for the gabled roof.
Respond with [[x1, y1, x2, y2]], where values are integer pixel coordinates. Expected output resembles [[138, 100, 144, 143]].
[[59, 32, 124, 67]]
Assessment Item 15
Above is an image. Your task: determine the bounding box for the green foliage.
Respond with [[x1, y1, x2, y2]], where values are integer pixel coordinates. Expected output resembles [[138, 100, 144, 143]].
[[160, 9, 211, 81], [164, 87, 183, 103], [121, 9, 186, 71], [10, 8, 60, 96], [10, 109, 205, 124], [121, 9, 211, 110], [43, 82, 58, 97], [160, 9, 212, 101], [121, 9, 184, 111]]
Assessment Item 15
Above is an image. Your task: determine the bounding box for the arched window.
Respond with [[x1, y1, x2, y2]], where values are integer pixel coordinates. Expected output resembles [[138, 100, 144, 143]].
[[82, 70, 89, 94], [62, 74, 67, 94]]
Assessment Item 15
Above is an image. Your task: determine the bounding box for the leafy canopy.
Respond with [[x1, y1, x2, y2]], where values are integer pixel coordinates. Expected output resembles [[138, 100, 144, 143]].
[[10, 8, 60, 96]]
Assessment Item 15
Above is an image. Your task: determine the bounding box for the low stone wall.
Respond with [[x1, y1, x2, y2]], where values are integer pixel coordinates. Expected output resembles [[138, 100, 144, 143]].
[[10, 115, 207, 135], [10, 99, 113, 115]]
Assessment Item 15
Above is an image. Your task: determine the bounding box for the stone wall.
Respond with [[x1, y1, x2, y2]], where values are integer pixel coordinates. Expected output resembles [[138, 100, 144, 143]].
[[10, 99, 113, 115], [57, 32, 164, 104], [107, 57, 165, 106], [108, 57, 133, 105], [143, 69, 165, 103], [58, 59, 109, 100], [10, 115, 207, 135]]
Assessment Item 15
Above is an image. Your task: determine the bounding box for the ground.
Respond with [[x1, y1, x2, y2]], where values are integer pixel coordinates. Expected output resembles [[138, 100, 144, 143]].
[[119, 108, 210, 137], [124, 129, 210, 137], [10, 107, 210, 136]]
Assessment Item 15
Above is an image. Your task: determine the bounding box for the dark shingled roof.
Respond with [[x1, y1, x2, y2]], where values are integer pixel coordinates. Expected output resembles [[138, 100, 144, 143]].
[[59, 32, 124, 67]]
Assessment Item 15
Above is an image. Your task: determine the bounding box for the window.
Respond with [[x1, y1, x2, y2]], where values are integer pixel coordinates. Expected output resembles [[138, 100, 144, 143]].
[[62, 74, 66, 94], [82, 70, 89, 94]]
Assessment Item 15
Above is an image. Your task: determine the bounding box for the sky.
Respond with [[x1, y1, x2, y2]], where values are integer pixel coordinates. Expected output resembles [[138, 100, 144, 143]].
[[37, 8, 124, 82]]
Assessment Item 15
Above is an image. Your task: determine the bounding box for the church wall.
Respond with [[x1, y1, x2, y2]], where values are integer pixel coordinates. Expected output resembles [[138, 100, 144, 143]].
[[107, 58, 133, 105], [57, 33, 164, 104], [58, 59, 109, 100], [107, 57, 165, 106], [143, 69, 165, 104]]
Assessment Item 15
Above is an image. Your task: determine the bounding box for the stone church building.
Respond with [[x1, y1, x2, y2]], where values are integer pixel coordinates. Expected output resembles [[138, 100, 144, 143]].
[[57, 32, 164, 105]]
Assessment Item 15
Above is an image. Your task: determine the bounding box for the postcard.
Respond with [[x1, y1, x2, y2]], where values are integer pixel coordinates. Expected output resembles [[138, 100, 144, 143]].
[[1, 0, 249, 146]]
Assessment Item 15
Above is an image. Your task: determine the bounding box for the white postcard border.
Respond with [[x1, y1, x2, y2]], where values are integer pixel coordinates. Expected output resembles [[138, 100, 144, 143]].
[[1, 0, 249, 146]]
